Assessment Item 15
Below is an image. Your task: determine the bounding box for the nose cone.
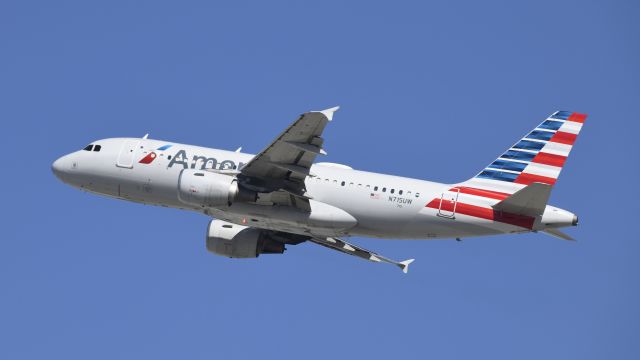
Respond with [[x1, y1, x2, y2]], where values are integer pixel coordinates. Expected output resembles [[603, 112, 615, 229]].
[[52, 155, 71, 182]]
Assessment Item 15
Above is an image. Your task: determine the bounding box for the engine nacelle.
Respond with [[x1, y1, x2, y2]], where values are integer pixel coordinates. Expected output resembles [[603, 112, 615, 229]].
[[205, 219, 285, 258], [177, 169, 256, 207]]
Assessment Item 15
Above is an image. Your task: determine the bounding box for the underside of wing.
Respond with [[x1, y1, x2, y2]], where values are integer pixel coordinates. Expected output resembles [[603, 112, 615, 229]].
[[309, 237, 415, 273], [238, 107, 339, 204], [254, 189, 313, 212]]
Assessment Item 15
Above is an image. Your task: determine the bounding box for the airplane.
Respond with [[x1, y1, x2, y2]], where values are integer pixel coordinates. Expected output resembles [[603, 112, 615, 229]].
[[52, 107, 586, 273]]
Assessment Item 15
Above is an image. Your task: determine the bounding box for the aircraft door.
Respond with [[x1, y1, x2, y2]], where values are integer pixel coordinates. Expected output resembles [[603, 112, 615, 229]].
[[437, 187, 460, 218], [116, 140, 140, 169]]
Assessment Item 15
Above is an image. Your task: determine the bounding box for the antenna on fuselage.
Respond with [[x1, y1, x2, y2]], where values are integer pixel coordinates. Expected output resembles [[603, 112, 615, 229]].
[[142, 133, 149, 139], [235, 147, 242, 153]]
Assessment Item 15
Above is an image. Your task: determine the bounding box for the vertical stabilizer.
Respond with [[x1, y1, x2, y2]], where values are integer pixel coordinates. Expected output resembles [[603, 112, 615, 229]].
[[462, 111, 587, 194]]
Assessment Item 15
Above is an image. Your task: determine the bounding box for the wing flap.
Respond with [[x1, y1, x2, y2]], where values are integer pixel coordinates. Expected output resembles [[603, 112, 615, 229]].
[[284, 141, 327, 155], [269, 162, 314, 177]]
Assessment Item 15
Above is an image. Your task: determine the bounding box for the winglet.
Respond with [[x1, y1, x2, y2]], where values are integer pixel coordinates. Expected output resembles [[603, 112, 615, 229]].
[[399, 259, 415, 274], [318, 106, 340, 121]]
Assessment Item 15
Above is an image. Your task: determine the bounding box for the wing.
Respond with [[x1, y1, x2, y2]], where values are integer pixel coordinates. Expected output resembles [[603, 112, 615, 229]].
[[309, 237, 415, 273], [238, 107, 339, 204], [235, 229, 414, 273]]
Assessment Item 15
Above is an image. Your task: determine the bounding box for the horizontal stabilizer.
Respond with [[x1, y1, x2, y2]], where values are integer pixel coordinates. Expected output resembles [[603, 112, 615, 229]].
[[542, 228, 575, 241], [492, 182, 552, 217]]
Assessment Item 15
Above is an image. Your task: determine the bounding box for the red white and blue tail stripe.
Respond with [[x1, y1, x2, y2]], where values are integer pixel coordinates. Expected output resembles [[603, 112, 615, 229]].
[[464, 111, 586, 193], [422, 111, 585, 231]]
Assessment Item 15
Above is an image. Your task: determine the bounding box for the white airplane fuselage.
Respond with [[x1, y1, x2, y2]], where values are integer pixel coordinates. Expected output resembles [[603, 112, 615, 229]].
[[52, 137, 577, 241]]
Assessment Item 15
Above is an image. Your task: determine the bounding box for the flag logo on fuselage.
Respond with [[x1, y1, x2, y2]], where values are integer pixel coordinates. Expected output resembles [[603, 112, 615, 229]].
[[138, 144, 173, 164]]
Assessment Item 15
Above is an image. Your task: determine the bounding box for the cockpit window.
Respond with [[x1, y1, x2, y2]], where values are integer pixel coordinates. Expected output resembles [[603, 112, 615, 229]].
[[83, 145, 93, 151], [93, 145, 102, 152]]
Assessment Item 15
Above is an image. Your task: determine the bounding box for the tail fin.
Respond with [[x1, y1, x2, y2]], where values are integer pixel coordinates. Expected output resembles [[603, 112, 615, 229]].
[[462, 111, 587, 194]]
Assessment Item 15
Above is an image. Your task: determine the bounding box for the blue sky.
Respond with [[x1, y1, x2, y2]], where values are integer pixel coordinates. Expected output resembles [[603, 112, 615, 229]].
[[1, 0, 639, 359]]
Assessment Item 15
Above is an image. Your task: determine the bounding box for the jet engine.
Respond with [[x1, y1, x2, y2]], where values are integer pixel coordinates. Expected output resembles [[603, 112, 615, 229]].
[[177, 169, 256, 207], [205, 219, 285, 258]]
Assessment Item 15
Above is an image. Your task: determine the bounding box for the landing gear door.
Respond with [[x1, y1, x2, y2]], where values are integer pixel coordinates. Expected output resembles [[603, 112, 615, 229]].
[[116, 140, 140, 169], [438, 187, 460, 218]]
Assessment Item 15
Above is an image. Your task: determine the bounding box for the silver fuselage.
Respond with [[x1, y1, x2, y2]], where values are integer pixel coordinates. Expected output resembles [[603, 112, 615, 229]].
[[52, 138, 576, 240]]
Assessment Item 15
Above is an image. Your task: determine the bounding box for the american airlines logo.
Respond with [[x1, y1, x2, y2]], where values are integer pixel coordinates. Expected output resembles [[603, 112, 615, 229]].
[[138, 144, 173, 165], [164, 149, 244, 170], [139, 152, 158, 164], [138, 146, 243, 170]]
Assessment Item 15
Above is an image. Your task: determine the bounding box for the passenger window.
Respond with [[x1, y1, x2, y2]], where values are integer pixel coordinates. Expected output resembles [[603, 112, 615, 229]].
[[93, 145, 101, 152], [168, 155, 172, 160], [382, 187, 386, 192], [374, 186, 378, 191], [341, 181, 345, 186], [415, 192, 420, 198], [399, 190, 403, 195], [390, 189, 395, 194], [83, 145, 93, 151]]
